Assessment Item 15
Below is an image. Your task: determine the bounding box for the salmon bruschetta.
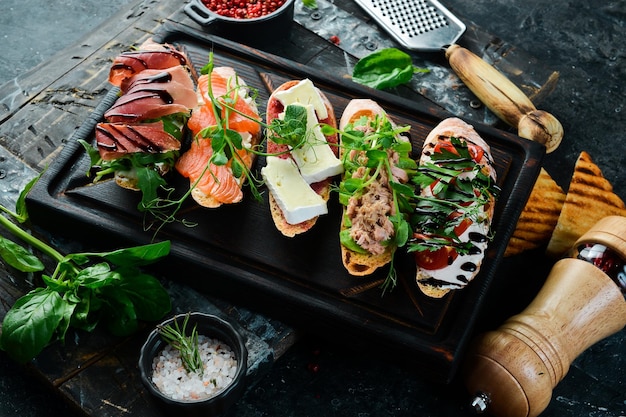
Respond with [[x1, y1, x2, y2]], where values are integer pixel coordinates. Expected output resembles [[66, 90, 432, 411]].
[[175, 66, 262, 208]]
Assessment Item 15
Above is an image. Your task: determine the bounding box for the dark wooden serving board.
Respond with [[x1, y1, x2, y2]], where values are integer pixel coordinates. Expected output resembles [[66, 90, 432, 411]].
[[26, 23, 544, 382]]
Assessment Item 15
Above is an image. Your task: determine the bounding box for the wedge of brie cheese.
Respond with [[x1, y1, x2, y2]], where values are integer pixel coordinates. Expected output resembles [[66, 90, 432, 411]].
[[261, 156, 328, 225], [288, 103, 343, 184]]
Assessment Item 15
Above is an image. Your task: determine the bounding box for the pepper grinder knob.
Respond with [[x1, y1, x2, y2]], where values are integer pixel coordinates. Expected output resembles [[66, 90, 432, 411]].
[[463, 216, 626, 417]]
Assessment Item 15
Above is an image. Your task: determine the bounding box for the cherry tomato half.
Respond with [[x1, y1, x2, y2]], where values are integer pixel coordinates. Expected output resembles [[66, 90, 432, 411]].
[[415, 246, 458, 270], [434, 140, 484, 164]]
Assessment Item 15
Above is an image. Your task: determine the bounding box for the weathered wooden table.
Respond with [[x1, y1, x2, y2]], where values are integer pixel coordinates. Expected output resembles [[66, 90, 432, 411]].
[[1, 0, 624, 416]]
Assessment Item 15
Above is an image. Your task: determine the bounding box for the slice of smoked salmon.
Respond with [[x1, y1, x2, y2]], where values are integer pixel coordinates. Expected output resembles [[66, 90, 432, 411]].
[[195, 71, 261, 137], [175, 138, 253, 206]]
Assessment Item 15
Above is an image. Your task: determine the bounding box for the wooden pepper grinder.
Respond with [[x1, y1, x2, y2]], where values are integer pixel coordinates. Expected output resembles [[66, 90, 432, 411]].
[[463, 215, 626, 417]]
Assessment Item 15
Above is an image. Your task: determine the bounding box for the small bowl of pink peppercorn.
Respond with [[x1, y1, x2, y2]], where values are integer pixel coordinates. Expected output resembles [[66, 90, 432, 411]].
[[184, 0, 295, 45]]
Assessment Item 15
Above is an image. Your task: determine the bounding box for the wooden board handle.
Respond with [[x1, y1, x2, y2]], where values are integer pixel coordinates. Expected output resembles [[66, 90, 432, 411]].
[[446, 44, 563, 153]]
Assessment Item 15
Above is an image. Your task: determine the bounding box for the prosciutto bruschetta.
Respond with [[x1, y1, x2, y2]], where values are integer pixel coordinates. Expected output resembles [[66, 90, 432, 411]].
[[82, 41, 196, 209], [409, 117, 498, 298], [261, 79, 343, 237], [175, 66, 262, 208], [337, 99, 416, 286]]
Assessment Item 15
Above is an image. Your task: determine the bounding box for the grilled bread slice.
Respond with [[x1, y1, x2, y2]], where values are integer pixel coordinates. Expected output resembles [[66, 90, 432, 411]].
[[546, 151, 626, 257], [504, 168, 566, 256]]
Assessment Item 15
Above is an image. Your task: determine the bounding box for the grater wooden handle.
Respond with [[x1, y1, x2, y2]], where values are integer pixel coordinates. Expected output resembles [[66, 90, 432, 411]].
[[445, 44, 563, 153]]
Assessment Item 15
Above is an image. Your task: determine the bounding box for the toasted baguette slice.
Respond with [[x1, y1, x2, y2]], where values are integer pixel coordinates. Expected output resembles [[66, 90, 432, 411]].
[[264, 79, 339, 237], [546, 151, 626, 257], [338, 99, 407, 276], [504, 168, 566, 256]]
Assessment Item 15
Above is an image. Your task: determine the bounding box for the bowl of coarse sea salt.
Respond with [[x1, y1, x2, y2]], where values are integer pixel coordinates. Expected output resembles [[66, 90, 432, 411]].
[[139, 312, 248, 416]]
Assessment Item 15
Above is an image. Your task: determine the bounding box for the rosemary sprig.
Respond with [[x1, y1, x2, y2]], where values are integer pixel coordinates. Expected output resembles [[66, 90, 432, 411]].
[[158, 313, 204, 376]]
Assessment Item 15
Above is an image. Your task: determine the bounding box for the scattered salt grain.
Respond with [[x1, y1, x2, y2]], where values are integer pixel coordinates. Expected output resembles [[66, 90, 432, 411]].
[[151, 335, 238, 401]]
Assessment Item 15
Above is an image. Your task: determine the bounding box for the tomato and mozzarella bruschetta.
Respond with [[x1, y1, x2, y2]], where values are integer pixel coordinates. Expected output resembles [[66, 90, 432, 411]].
[[338, 99, 416, 285], [409, 117, 499, 298], [261, 79, 343, 237], [175, 66, 262, 208]]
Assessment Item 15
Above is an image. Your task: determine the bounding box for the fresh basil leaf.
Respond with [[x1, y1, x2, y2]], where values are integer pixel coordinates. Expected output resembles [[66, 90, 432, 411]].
[[14, 172, 42, 223], [41, 274, 70, 292], [0, 236, 45, 272], [352, 48, 427, 90], [68, 291, 99, 333], [101, 290, 138, 337], [75, 263, 120, 288], [99, 241, 171, 267], [113, 267, 171, 321], [0, 288, 68, 363]]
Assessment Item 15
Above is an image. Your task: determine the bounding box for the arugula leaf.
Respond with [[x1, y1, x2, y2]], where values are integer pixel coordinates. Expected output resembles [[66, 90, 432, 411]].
[[408, 136, 499, 255], [352, 48, 429, 90]]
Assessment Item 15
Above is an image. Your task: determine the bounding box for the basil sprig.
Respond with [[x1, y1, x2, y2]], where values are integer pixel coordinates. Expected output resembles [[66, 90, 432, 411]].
[[0, 174, 171, 363]]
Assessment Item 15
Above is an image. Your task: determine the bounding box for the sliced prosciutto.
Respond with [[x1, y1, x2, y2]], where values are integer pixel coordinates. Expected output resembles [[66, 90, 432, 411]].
[[104, 66, 196, 123], [119, 65, 195, 94], [95, 121, 181, 161], [108, 40, 189, 87]]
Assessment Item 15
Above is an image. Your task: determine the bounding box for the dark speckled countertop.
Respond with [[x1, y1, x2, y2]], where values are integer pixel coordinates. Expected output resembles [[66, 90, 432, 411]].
[[0, 0, 624, 416]]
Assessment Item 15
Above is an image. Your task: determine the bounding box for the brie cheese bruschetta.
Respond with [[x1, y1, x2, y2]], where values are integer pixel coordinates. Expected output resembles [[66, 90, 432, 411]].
[[338, 99, 416, 287], [261, 79, 343, 237], [409, 117, 498, 298], [175, 66, 262, 208]]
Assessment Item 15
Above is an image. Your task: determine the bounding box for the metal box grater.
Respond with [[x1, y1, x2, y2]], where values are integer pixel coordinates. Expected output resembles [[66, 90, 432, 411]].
[[353, 0, 467, 52]]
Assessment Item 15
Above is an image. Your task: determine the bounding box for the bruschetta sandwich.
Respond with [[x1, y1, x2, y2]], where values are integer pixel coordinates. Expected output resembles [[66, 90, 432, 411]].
[[261, 79, 343, 237], [337, 99, 416, 285], [409, 117, 499, 298]]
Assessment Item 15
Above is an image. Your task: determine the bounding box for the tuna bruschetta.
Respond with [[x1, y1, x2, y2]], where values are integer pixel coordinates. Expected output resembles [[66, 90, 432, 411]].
[[337, 99, 416, 287], [409, 117, 499, 298], [261, 79, 343, 237]]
